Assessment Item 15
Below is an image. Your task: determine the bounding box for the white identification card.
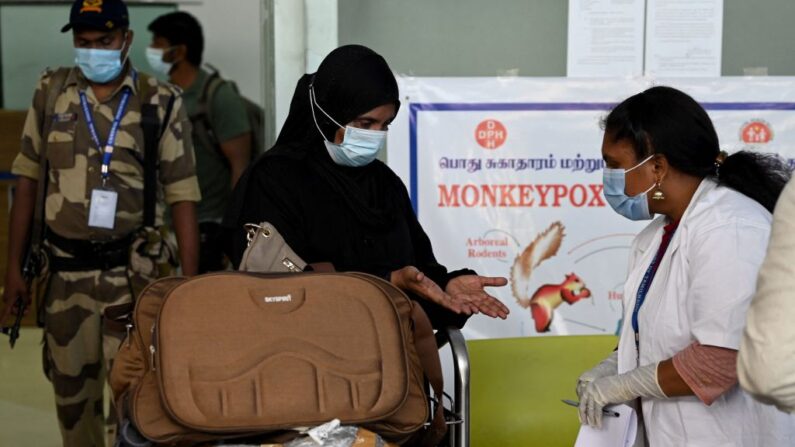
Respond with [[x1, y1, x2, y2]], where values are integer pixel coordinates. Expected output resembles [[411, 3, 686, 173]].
[[88, 188, 118, 229]]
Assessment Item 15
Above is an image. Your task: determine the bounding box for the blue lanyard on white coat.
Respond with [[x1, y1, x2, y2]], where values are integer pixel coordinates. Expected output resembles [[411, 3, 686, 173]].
[[632, 259, 658, 350], [631, 227, 676, 350], [78, 84, 133, 187]]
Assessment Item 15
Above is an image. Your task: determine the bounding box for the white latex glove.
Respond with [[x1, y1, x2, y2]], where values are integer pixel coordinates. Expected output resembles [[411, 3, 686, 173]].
[[579, 363, 666, 428], [576, 351, 619, 399]]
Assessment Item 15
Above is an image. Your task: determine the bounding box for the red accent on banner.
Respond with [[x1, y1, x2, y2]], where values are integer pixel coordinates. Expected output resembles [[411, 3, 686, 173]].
[[475, 119, 507, 149], [740, 120, 773, 144], [438, 183, 606, 208]]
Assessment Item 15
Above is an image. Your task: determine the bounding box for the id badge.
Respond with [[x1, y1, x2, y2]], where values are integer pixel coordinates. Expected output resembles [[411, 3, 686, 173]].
[[88, 188, 118, 229]]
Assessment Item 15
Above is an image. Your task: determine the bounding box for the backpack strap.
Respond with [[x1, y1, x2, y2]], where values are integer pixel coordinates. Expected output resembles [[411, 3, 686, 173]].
[[411, 303, 448, 447], [199, 71, 224, 125], [191, 71, 225, 155], [139, 74, 176, 228]]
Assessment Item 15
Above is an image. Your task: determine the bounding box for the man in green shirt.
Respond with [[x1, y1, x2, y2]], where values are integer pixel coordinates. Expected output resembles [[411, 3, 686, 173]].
[[147, 11, 251, 272]]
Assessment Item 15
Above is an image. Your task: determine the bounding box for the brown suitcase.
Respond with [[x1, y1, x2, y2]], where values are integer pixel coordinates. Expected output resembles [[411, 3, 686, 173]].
[[110, 272, 446, 446]]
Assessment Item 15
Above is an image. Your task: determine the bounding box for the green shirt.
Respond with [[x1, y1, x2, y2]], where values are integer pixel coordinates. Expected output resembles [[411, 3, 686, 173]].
[[182, 69, 251, 223]]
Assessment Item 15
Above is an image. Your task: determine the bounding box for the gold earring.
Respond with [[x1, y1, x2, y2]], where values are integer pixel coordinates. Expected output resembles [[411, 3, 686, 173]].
[[652, 181, 666, 201]]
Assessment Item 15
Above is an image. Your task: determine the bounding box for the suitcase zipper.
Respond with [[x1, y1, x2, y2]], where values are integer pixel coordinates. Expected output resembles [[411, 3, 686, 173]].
[[127, 277, 194, 444], [149, 345, 156, 371], [125, 323, 133, 348], [149, 324, 157, 371]]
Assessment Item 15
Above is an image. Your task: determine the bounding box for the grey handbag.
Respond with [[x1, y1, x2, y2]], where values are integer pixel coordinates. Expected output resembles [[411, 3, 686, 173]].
[[238, 222, 307, 273]]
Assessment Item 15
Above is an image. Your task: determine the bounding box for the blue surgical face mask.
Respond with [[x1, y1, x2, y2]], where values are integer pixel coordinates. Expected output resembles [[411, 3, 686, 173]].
[[603, 155, 655, 221], [309, 86, 387, 167], [145, 47, 174, 77], [75, 38, 128, 84]]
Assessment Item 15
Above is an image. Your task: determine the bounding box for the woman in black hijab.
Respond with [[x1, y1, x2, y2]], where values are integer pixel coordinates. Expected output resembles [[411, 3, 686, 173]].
[[224, 45, 509, 328]]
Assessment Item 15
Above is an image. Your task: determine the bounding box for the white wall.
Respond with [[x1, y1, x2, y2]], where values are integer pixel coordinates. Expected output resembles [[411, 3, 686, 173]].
[[305, 0, 338, 73], [176, 0, 338, 135], [273, 0, 306, 132], [179, 0, 264, 107], [272, 0, 338, 133]]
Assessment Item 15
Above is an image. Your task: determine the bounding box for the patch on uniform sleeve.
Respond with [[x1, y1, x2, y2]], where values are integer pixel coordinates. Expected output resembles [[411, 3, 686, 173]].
[[53, 113, 78, 123]]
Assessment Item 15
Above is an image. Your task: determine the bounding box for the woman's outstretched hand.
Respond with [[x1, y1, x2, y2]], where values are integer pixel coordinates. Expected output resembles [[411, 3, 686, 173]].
[[445, 274, 510, 319], [390, 266, 510, 319]]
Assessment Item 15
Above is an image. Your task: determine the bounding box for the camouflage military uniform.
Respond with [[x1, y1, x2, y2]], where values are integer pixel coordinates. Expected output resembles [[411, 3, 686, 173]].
[[11, 65, 200, 447]]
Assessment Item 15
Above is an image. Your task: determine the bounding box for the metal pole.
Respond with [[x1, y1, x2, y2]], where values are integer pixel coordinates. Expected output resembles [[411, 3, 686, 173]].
[[447, 327, 470, 447], [260, 0, 276, 149]]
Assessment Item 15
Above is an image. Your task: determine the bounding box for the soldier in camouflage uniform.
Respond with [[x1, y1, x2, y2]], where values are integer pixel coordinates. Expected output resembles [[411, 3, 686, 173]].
[[0, 1, 200, 446]]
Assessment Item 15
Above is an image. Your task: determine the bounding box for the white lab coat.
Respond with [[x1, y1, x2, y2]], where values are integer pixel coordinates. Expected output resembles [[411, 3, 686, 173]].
[[739, 176, 795, 412], [616, 179, 795, 446]]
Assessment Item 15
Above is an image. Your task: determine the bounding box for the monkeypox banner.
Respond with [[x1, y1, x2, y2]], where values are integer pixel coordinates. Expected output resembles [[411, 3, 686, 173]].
[[387, 77, 795, 340]]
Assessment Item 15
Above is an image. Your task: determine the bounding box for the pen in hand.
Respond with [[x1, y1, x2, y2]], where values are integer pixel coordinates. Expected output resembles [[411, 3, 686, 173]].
[[561, 399, 620, 418]]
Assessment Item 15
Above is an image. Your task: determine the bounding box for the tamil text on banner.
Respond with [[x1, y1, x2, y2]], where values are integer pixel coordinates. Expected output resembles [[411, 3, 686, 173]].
[[387, 77, 795, 340]]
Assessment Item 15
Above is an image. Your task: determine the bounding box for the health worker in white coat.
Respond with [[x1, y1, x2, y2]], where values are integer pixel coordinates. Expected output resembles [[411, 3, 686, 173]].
[[576, 86, 795, 446]]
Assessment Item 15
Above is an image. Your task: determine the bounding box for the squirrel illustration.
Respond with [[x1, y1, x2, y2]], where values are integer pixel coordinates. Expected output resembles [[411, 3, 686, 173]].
[[511, 222, 592, 332]]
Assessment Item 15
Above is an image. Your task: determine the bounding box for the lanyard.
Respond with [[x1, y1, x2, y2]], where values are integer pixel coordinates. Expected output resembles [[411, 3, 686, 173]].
[[78, 87, 132, 186], [632, 225, 677, 349]]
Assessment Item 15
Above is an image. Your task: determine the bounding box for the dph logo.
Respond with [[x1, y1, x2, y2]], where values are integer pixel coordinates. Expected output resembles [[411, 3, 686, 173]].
[[475, 119, 507, 150], [740, 120, 773, 144]]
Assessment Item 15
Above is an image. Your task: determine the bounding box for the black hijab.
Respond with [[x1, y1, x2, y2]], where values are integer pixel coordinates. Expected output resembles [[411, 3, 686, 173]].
[[275, 45, 401, 148], [228, 45, 402, 229]]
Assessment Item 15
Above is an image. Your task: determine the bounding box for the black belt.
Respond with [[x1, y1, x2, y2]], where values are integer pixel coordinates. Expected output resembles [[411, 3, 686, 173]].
[[47, 231, 133, 272]]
